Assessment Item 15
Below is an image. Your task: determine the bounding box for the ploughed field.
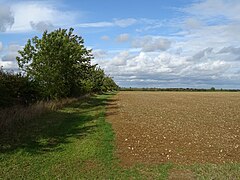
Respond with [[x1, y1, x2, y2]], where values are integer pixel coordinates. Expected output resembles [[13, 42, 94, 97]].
[[107, 91, 240, 166]]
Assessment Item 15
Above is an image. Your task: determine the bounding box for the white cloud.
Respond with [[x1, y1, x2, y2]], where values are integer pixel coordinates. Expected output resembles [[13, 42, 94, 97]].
[[218, 46, 240, 55], [136, 19, 164, 32], [101, 35, 110, 41], [173, 22, 240, 59], [191, 48, 213, 60], [111, 51, 133, 66], [8, 44, 22, 52], [0, 43, 22, 70], [166, 0, 240, 57], [195, 60, 229, 72], [6, 1, 78, 33], [114, 18, 137, 27], [77, 18, 137, 28], [77, 22, 113, 28], [184, 0, 240, 21], [0, 42, 3, 51], [30, 21, 54, 32], [0, 5, 14, 32], [2, 53, 18, 62], [116, 33, 129, 42], [92, 49, 108, 59], [96, 51, 188, 77], [132, 36, 171, 52], [184, 18, 203, 29], [94, 45, 238, 88], [0, 61, 18, 70], [1, 44, 22, 61], [47, 0, 240, 88]]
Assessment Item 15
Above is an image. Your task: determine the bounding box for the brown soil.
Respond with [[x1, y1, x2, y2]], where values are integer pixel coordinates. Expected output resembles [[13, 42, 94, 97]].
[[107, 91, 240, 167]]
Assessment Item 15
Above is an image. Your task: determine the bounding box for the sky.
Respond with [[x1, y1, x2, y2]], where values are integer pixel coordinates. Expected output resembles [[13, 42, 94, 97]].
[[0, 0, 240, 89]]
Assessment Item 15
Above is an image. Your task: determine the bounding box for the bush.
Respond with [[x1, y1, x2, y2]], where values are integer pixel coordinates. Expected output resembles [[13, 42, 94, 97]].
[[0, 68, 39, 107]]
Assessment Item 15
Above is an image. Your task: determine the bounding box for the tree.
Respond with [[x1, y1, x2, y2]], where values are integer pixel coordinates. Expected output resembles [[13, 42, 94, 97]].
[[90, 66, 105, 92], [210, 87, 216, 91], [0, 67, 38, 107], [17, 28, 93, 99], [102, 76, 119, 92]]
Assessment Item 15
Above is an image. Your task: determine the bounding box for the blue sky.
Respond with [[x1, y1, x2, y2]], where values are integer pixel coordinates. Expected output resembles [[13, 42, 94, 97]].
[[0, 0, 240, 88]]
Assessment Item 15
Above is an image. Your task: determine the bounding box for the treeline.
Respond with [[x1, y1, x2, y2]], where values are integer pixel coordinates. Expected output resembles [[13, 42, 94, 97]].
[[0, 28, 119, 108], [120, 87, 240, 92]]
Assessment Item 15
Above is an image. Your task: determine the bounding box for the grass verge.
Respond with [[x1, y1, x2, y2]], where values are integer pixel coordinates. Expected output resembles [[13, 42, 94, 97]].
[[0, 97, 79, 138]]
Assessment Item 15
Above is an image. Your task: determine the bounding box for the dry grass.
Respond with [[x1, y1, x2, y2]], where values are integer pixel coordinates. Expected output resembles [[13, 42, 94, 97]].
[[0, 97, 80, 136]]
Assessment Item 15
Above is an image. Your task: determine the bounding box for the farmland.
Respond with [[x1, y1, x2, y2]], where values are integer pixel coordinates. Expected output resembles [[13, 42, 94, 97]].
[[1, 92, 240, 179], [107, 91, 240, 178]]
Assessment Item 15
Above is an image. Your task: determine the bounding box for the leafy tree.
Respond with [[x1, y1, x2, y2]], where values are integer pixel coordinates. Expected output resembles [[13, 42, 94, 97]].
[[0, 68, 38, 107], [17, 28, 93, 99], [102, 76, 119, 92], [89, 66, 105, 92], [210, 87, 216, 91]]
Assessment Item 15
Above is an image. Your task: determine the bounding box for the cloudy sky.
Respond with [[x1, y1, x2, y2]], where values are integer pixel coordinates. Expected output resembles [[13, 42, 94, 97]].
[[0, 0, 240, 89]]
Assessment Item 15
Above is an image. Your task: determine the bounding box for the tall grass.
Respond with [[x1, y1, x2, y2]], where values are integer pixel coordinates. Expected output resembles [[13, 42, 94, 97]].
[[0, 97, 83, 138]]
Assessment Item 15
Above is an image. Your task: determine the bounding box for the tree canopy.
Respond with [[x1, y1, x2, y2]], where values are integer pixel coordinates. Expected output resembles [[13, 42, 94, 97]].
[[16, 28, 118, 100], [0, 28, 118, 107]]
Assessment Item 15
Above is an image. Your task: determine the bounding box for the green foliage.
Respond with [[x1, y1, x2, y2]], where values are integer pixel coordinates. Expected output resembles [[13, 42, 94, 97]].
[[1, 28, 118, 107], [85, 66, 119, 93], [210, 87, 216, 91], [90, 67, 105, 92], [0, 68, 38, 107], [102, 76, 119, 92], [17, 28, 94, 99]]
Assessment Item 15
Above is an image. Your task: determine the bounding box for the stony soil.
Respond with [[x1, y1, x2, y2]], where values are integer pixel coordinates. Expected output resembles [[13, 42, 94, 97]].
[[107, 91, 240, 166]]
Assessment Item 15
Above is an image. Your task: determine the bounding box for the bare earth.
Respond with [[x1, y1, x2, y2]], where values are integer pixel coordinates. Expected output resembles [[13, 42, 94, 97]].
[[107, 91, 240, 166]]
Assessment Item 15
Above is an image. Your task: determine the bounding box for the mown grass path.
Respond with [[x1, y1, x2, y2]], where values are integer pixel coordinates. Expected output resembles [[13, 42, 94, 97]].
[[0, 93, 171, 179]]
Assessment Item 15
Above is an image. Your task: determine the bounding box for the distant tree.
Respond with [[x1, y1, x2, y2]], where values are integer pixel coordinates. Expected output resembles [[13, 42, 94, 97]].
[[17, 28, 93, 99], [102, 76, 119, 91], [210, 87, 216, 91], [90, 66, 105, 92]]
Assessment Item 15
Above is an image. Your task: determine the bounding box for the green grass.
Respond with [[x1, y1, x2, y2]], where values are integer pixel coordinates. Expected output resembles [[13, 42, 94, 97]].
[[0, 93, 239, 179], [190, 163, 240, 180]]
